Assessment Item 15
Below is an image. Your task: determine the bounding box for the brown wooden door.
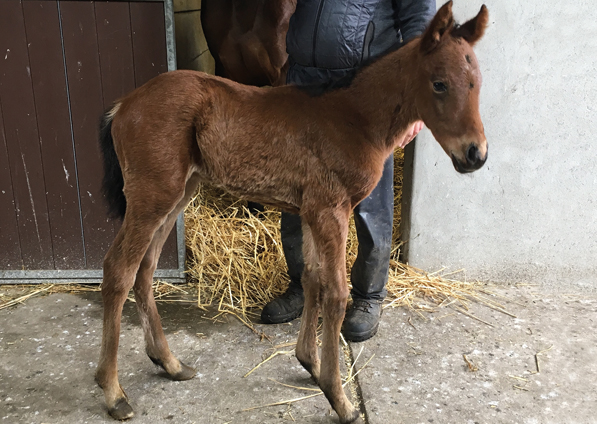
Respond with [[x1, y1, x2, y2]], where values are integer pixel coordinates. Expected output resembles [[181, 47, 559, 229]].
[[0, 0, 182, 282]]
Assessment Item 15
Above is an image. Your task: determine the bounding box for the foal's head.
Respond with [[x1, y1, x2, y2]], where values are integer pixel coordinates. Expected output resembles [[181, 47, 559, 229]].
[[415, 1, 489, 173]]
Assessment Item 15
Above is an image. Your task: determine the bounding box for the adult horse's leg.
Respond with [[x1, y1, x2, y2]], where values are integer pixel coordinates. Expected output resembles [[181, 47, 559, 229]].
[[295, 221, 321, 382], [132, 174, 200, 380], [308, 205, 360, 423], [96, 179, 187, 420]]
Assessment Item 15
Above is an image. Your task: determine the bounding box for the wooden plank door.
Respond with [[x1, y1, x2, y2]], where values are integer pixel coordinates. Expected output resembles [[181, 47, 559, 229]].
[[0, 0, 181, 281]]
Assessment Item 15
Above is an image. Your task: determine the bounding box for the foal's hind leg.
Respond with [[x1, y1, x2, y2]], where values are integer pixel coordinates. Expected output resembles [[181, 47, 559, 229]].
[[133, 175, 200, 380], [96, 209, 167, 419], [96, 182, 186, 420], [296, 222, 322, 383], [307, 206, 360, 424]]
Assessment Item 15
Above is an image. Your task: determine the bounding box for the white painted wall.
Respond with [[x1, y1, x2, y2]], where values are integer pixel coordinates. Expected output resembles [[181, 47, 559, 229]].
[[403, 1, 597, 289]]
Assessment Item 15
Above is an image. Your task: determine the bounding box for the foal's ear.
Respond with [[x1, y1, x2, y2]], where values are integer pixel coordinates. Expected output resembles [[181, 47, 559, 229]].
[[452, 5, 489, 46], [420, 1, 454, 54]]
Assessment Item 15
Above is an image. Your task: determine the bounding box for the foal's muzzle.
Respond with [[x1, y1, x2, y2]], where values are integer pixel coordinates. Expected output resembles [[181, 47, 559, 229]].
[[451, 143, 488, 173]]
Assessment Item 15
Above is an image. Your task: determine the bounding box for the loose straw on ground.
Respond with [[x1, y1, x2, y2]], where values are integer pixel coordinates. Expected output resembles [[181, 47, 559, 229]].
[[243, 353, 375, 411], [0, 285, 55, 311], [535, 344, 553, 373], [0, 281, 198, 311]]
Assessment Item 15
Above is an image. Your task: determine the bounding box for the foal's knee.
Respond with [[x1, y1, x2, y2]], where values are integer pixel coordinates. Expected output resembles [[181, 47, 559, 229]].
[[322, 286, 349, 317]]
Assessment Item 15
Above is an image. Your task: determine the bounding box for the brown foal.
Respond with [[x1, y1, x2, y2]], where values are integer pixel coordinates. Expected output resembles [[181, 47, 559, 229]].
[[96, 2, 488, 422]]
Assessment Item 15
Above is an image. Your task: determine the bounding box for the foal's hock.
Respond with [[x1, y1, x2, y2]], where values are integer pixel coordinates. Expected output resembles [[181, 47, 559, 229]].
[[96, 2, 488, 422]]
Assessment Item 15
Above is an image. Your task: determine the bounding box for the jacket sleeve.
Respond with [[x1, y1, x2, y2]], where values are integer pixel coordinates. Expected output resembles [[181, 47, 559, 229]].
[[394, 0, 436, 44]]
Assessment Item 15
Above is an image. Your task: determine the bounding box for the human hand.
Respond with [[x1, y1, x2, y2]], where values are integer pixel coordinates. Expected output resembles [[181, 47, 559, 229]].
[[397, 120, 424, 149]]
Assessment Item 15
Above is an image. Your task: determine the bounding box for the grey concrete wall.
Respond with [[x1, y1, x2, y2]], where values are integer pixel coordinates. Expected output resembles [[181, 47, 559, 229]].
[[403, 1, 597, 288]]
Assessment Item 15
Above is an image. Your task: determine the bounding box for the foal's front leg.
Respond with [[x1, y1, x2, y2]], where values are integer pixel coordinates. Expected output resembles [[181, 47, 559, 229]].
[[306, 206, 360, 424], [296, 222, 321, 382], [319, 274, 358, 423]]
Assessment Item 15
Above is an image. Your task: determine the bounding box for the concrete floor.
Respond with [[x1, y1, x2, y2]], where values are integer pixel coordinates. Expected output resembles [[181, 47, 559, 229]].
[[0, 285, 595, 424]]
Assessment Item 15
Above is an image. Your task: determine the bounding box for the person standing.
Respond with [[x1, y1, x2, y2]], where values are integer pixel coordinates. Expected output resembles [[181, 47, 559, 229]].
[[261, 0, 435, 342]]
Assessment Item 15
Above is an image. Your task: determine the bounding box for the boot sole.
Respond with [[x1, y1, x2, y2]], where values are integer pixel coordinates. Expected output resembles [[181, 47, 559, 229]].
[[341, 322, 380, 343], [261, 307, 303, 324]]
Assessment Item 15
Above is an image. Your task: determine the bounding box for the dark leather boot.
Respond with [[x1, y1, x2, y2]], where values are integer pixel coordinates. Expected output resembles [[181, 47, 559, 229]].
[[341, 299, 383, 342], [261, 282, 304, 324], [261, 211, 306, 324]]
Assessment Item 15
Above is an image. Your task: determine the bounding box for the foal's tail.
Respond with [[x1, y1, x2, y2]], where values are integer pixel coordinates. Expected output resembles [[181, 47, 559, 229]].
[[99, 103, 126, 220]]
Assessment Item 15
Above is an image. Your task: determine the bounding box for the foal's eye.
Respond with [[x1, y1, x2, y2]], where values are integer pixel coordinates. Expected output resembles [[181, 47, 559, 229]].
[[432, 81, 448, 93]]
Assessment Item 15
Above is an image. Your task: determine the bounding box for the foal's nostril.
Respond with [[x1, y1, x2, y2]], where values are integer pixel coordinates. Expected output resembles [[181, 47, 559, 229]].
[[466, 144, 479, 165]]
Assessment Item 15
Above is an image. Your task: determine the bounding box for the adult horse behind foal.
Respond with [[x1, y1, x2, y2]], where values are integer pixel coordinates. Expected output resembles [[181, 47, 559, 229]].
[[201, 0, 297, 87], [96, 2, 488, 423]]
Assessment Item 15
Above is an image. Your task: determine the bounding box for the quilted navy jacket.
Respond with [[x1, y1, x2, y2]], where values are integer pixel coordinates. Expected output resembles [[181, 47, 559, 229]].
[[286, 0, 436, 85]]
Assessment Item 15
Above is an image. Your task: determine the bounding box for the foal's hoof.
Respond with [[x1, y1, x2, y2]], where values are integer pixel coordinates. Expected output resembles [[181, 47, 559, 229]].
[[108, 398, 134, 421], [149, 355, 196, 381], [339, 408, 361, 424], [297, 358, 320, 384], [171, 361, 196, 381]]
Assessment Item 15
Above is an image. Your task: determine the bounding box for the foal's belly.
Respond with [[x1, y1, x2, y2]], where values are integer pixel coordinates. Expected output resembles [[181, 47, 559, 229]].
[[196, 164, 303, 214]]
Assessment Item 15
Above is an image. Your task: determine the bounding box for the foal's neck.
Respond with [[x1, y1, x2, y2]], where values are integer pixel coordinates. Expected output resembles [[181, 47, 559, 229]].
[[331, 40, 421, 155]]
